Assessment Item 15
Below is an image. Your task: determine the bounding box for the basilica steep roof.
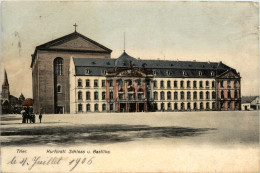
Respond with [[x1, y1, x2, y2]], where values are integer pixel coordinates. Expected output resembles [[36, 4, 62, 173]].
[[30, 31, 112, 67]]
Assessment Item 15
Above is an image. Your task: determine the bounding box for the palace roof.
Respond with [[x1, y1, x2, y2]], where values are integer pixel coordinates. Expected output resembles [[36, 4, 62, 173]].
[[73, 52, 240, 78]]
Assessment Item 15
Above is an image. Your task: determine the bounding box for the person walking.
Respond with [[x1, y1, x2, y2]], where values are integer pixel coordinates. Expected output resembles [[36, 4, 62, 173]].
[[39, 113, 42, 123]]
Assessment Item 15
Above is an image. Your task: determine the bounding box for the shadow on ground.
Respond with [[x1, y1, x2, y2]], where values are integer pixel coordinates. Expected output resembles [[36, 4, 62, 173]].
[[1, 124, 215, 146]]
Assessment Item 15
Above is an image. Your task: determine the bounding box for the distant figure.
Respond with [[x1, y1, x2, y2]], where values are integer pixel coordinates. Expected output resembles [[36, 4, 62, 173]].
[[39, 113, 42, 123]]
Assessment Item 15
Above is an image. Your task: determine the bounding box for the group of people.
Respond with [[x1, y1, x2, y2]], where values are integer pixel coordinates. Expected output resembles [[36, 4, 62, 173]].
[[21, 107, 42, 123]]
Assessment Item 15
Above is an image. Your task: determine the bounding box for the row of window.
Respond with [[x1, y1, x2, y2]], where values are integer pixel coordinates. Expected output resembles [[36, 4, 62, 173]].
[[153, 91, 216, 100], [154, 80, 214, 89], [78, 79, 106, 88], [76, 78, 241, 89], [77, 89, 240, 101], [219, 90, 239, 99], [155, 101, 239, 110], [218, 80, 240, 88], [78, 103, 112, 112]]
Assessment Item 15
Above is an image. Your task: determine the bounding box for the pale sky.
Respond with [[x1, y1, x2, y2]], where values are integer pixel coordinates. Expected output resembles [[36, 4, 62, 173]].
[[1, 1, 259, 98]]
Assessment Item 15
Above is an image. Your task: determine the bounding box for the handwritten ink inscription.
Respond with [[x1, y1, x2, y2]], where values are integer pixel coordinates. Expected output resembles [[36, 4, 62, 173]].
[[6, 149, 110, 172]]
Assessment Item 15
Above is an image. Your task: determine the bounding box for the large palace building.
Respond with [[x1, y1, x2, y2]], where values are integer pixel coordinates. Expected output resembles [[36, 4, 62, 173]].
[[31, 30, 241, 114]]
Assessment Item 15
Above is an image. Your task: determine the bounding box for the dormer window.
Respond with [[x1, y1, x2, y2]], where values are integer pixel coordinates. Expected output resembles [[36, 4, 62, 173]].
[[211, 71, 215, 76], [102, 70, 107, 75], [153, 70, 157, 76], [91, 61, 96, 65], [199, 71, 202, 76], [85, 68, 90, 75], [166, 70, 171, 76], [182, 71, 187, 76]]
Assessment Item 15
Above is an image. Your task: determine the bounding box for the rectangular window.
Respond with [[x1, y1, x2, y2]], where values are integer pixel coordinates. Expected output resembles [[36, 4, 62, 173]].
[[181, 92, 184, 100], [154, 92, 158, 100], [167, 81, 171, 88], [137, 80, 141, 86], [174, 81, 178, 88], [95, 104, 99, 111], [227, 81, 231, 88], [154, 81, 157, 88], [160, 81, 164, 88], [199, 81, 203, 88], [206, 81, 209, 87], [109, 80, 113, 87], [86, 92, 90, 100], [187, 81, 190, 88], [102, 80, 106, 87], [110, 104, 113, 111], [193, 81, 197, 88], [160, 92, 165, 100], [94, 92, 98, 100], [85, 80, 90, 87], [94, 80, 99, 87], [78, 104, 82, 112], [86, 104, 90, 111], [180, 81, 184, 88], [102, 92, 106, 100], [212, 81, 215, 88], [174, 92, 178, 100], [187, 92, 191, 99], [109, 92, 113, 100], [102, 104, 106, 111], [193, 92, 197, 99]]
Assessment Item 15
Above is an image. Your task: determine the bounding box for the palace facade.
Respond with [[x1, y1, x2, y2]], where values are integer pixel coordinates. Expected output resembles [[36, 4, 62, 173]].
[[31, 30, 241, 114], [69, 52, 241, 113]]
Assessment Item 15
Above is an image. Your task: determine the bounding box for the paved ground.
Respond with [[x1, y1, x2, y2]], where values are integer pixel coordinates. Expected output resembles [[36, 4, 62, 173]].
[[1, 111, 258, 146]]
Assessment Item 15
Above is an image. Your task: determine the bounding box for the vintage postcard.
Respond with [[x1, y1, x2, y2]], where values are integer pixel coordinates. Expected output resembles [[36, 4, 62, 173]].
[[0, 1, 259, 172]]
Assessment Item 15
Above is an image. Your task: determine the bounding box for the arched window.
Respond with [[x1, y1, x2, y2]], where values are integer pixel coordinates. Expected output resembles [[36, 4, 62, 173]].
[[54, 57, 63, 75], [95, 103, 99, 111], [160, 91, 165, 100], [167, 91, 171, 100], [174, 92, 178, 100], [102, 92, 106, 100], [206, 102, 210, 109], [78, 91, 82, 100], [206, 91, 209, 99], [181, 91, 184, 100], [187, 102, 191, 110], [86, 91, 90, 100], [174, 103, 178, 110], [193, 91, 197, 99], [212, 91, 216, 99], [94, 91, 98, 100], [168, 102, 171, 110], [181, 102, 185, 110], [160, 80, 164, 88], [187, 81, 191, 88], [57, 84, 62, 93], [200, 91, 203, 99], [180, 81, 184, 88], [86, 104, 91, 111], [78, 79, 82, 87], [102, 104, 106, 111], [167, 80, 171, 88], [194, 102, 197, 109], [187, 91, 191, 100], [161, 103, 165, 110], [200, 102, 204, 110], [154, 91, 158, 100], [78, 104, 82, 112]]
